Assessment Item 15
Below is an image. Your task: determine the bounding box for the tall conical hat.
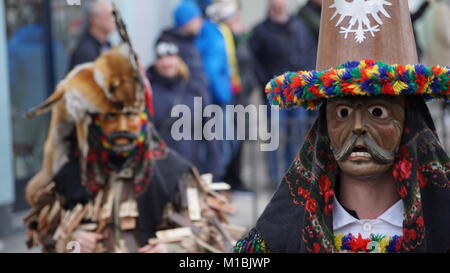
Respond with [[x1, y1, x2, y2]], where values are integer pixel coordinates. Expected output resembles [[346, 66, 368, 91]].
[[266, 0, 449, 110], [317, 0, 417, 70]]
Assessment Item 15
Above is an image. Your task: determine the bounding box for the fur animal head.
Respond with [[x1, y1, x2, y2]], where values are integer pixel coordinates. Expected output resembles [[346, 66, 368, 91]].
[[26, 44, 146, 119], [93, 44, 145, 111]]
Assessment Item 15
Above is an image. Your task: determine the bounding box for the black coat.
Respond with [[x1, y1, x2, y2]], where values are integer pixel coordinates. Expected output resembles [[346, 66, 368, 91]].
[[147, 67, 223, 179], [69, 31, 111, 70], [250, 16, 317, 89], [54, 149, 193, 246]]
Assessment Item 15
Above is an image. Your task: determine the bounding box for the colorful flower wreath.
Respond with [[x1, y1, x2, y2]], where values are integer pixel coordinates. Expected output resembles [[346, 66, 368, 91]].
[[334, 233, 403, 253], [266, 59, 450, 110]]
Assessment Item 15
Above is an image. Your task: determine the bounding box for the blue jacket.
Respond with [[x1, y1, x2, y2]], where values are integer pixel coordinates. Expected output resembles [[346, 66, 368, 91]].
[[195, 20, 232, 105]]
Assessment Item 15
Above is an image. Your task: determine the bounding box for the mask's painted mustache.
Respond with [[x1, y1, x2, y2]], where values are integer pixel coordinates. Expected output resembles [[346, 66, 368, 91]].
[[332, 134, 395, 164], [107, 131, 138, 153], [107, 131, 138, 143], [363, 134, 396, 164]]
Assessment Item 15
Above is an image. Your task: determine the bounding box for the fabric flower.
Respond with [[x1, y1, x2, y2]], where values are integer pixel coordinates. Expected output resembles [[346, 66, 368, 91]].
[[297, 187, 310, 200], [403, 228, 411, 243], [134, 185, 142, 193], [334, 233, 344, 251], [305, 198, 318, 214], [417, 168, 428, 189], [379, 237, 390, 253], [386, 235, 402, 253], [351, 234, 370, 252], [325, 204, 334, 216], [416, 216, 424, 229], [342, 234, 353, 250], [324, 190, 334, 204], [318, 175, 331, 194], [399, 185, 408, 199], [393, 159, 412, 181], [313, 243, 321, 253], [395, 236, 403, 252]]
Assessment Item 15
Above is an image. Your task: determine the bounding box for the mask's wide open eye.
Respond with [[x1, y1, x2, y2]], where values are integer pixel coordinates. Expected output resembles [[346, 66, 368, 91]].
[[336, 105, 353, 119], [368, 105, 389, 119]]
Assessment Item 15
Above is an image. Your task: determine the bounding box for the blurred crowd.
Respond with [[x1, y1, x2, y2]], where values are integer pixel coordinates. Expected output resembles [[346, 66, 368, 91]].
[[144, 0, 319, 189], [8, 0, 450, 194], [63, 0, 322, 190]]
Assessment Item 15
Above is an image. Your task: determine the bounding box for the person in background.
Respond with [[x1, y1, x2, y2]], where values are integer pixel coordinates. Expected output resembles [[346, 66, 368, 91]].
[[205, 0, 256, 191], [296, 0, 322, 170], [147, 38, 223, 181], [250, 0, 317, 186], [160, 0, 206, 85], [69, 0, 115, 70], [223, 4, 257, 105], [411, 0, 431, 61], [422, 0, 449, 67], [251, 0, 316, 89], [191, 0, 235, 185], [161, 0, 223, 180], [297, 0, 322, 43], [421, 0, 450, 151], [195, 0, 232, 106]]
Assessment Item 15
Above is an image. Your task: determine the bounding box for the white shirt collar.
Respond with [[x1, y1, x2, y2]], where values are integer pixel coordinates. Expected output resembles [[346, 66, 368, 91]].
[[377, 199, 404, 227], [333, 197, 404, 230]]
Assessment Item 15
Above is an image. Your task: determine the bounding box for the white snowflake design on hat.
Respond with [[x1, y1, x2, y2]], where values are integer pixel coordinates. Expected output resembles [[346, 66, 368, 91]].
[[329, 0, 392, 43]]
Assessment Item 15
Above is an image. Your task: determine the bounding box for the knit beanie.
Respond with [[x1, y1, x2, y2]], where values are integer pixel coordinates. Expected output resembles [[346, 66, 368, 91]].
[[174, 0, 202, 28]]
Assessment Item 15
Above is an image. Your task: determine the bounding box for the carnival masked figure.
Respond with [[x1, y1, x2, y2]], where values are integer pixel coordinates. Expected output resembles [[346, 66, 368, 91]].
[[23, 5, 243, 251], [25, 43, 240, 253], [235, 0, 449, 253], [24, 6, 242, 253], [21, 43, 176, 252]]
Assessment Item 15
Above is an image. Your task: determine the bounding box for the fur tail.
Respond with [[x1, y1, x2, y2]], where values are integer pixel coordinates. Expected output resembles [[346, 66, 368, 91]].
[[26, 84, 65, 118]]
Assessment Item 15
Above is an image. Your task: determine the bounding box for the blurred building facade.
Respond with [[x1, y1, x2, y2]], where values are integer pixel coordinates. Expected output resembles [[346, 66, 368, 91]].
[[0, 0, 14, 238]]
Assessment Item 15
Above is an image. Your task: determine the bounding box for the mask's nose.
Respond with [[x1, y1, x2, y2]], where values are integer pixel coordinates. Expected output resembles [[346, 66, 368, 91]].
[[117, 115, 128, 131], [352, 110, 366, 136]]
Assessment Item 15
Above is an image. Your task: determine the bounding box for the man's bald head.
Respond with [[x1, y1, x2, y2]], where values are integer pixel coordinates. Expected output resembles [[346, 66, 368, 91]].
[[268, 0, 289, 24], [86, 1, 116, 35]]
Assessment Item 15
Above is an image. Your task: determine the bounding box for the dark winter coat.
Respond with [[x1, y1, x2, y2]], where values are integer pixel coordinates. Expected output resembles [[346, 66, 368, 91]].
[[147, 67, 223, 179], [250, 16, 317, 89]]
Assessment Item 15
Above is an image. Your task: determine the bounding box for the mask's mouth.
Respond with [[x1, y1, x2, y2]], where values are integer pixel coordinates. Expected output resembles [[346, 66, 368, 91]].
[[106, 131, 138, 154], [348, 146, 372, 161]]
